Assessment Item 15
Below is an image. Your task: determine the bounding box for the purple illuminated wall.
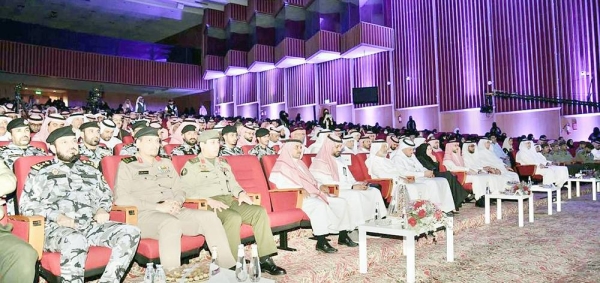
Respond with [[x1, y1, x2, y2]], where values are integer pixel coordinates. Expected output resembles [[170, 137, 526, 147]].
[[318, 59, 351, 105], [259, 68, 285, 105], [286, 64, 315, 107], [237, 73, 257, 104], [354, 52, 391, 108]]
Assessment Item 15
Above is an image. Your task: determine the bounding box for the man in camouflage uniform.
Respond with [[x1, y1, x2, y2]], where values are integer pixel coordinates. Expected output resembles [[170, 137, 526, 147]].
[[171, 124, 200, 156], [219, 125, 243, 156], [248, 128, 275, 159], [180, 130, 286, 276], [0, 118, 48, 214], [114, 127, 235, 270], [19, 126, 141, 283], [78, 122, 113, 167]]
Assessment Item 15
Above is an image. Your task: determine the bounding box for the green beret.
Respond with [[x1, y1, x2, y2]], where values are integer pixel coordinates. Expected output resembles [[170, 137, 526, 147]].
[[46, 126, 76, 144], [198, 130, 220, 143], [131, 120, 148, 130], [79, 122, 99, 131], [134, 127, 159, 140], [7, 118, 29, 132], [181, 124, 197, 134], [256, 128, 269, 138], [222, 125, 237, 135]]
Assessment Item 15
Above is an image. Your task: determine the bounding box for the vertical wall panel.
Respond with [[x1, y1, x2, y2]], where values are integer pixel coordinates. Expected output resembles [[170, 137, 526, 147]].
[[237, 72, 257, 104], [215, 76, 234, 104], [353, 52, 391, 108], [318, 59, 351, 105], [555, 0, 599, 115], [259, 68, 285, 105], [390, 0, 438, 109], [491, 0, 558, 112], [286, 64, 315, 107], [436, 0, 491, 111]]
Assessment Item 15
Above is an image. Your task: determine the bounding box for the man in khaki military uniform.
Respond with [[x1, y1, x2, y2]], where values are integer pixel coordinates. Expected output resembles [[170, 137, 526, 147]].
[[114, 127, 236, 271], [179, 130, 286, 276]]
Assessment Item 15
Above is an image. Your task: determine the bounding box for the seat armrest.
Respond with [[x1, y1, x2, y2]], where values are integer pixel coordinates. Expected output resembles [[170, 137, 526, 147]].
[[323, 184, 339, 197], [8, 215, 44, 259], [366, 178, 393, 199], [450, 171, 467, 185], [184, 199, 208, 210], [269, 189, 305, 209], [247, 193, 262, 205], [110, 205, 138, 225]]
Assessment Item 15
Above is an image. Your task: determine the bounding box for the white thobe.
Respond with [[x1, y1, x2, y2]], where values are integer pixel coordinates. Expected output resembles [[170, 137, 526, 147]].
[[269, 171, 354, 235], [516, 152, 569, 187], [101, 136, 121, 150], [310, 158, 387, 226], [591, 149, 600, 160], [390, 154, 455, 212], [443, 160, 503, 199]]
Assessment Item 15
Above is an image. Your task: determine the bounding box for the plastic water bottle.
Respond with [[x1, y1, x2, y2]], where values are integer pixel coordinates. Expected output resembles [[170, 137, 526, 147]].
[[235, 244, 248, 282], [485, 182, 491, 195], [143, 263, 155, 283], [527, 176, 532, 187], [154, 264, 166, 283], [209, 246, 221, 278], [249, 244, 261, 282]]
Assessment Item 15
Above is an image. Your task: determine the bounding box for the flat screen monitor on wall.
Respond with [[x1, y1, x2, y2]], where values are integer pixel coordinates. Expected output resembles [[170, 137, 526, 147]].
[[352, 87, 379, 104]]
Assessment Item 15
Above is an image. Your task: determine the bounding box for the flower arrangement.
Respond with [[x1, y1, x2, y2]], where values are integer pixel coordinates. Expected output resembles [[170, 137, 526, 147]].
[[509, 182, 531, 195], [405, 200, 448, 235]]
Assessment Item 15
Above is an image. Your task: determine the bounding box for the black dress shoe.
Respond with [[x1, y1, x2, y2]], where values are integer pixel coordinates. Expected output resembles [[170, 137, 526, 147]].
[[316, 242, 338, 253], [338, 237, 359, 247], [260, 257, 287, 275], [475, 197, 485, 207]]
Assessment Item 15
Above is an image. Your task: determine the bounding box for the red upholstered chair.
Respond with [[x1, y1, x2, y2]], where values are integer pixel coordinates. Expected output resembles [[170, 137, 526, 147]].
[[100, 155, 206, 265], [0, 141, 8, 146], [113, 143, 126, 155], [305, 139, 316, 148], [352, 153, 394, 202], [122, 135, 134, 145], [1, 205, 45, 260], [433, 151, 473, 192], [273, 145, 280, 153], [222, 155, 304, 251], [14, 156, 137, 283], [260, 155, 310, 227], [300, 153, 317, 167], [241, 145, 254, 155], [163, 144, 181, 156], [171, 155, 196, 173], [515, 162, 543, 183]]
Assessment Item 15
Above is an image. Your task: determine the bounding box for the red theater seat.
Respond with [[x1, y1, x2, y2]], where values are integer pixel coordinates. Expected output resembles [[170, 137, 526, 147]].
[[221, 155, 303, 250], [515, 162, 544, 183], [1, 206, 44, 261], [100, 155, 205, 265], [163, 144, 181, 155], [241, 145, 254, 154], [433, 151, 473, 192], [113, 143, 126, 155], [122, 135, 134, 145], [351, 154, 394, 203]]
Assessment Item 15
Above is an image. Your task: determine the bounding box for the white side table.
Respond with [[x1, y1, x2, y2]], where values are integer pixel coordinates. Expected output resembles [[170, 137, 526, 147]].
[[485, 193, 534, 227], [529, 185, 561, 215], [567, 178, 597, 200], [358, 218, 454, 283]]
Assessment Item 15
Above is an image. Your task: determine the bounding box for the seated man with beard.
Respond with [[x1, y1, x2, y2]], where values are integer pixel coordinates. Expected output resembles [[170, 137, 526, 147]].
[[342, 136, 357, 154], [219, 126, 243, 156], [428, 137, 443, 153], [20, 126, 141, 283], [516, 140, 569, 188], [249, 128, 276, 159], [462, 140, 518, 188], [357, 136, 371, 153], [443, 141, 501, 207], [98, 120, 121, 150], [269, 140, 356, 253], [236, 124, 256, 147], [78, 122, 112, 167], [471, 139, 519, 183], [309, 135, 387, 226], [171, 125, 200, 156], [389, 139, 457, 213]]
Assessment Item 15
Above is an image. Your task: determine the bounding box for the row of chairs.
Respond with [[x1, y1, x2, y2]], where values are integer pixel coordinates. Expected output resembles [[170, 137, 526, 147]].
[[8, 151, 395, 282]]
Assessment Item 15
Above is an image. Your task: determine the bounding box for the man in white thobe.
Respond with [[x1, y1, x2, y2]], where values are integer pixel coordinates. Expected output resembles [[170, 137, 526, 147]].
[[475, 139, 519, 182], [342, 136, 357, 154], [99, 120, 122, 150], [516, 140, 569, 187], [462, 141, 516, 190], [306, 130, 331, 154], [389, 139, 456, 212], [309, 135, 387, 225], [269, 140, 356, 253]]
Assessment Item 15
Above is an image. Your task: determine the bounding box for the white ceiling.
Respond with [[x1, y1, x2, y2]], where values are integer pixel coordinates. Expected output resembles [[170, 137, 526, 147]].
[[0, 0, 247, 42]]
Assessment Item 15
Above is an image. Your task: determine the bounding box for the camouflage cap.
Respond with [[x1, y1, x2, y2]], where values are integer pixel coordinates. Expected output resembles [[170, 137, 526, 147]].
[[46, 126, 76, 144], [7, 118, 29, 132], [198, 130, 220, 143]]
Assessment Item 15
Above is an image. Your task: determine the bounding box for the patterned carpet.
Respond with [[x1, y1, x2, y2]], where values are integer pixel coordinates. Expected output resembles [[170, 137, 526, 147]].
[[42, 185, 600, 283]]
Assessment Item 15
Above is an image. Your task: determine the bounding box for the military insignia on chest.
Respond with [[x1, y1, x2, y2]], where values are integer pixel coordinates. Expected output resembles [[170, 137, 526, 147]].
[[181, 168, 188, 176], [157, 165, 170, 173], [199, 158, 210, 172]]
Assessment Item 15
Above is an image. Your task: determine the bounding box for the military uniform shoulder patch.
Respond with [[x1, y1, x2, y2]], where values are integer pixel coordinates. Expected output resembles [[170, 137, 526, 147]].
[[31, 160, 53, 171], [121, 156, 138, 164], [80, 159, 98, 168], [189, 157, 200, 164], [219, 157, 228, 164]]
